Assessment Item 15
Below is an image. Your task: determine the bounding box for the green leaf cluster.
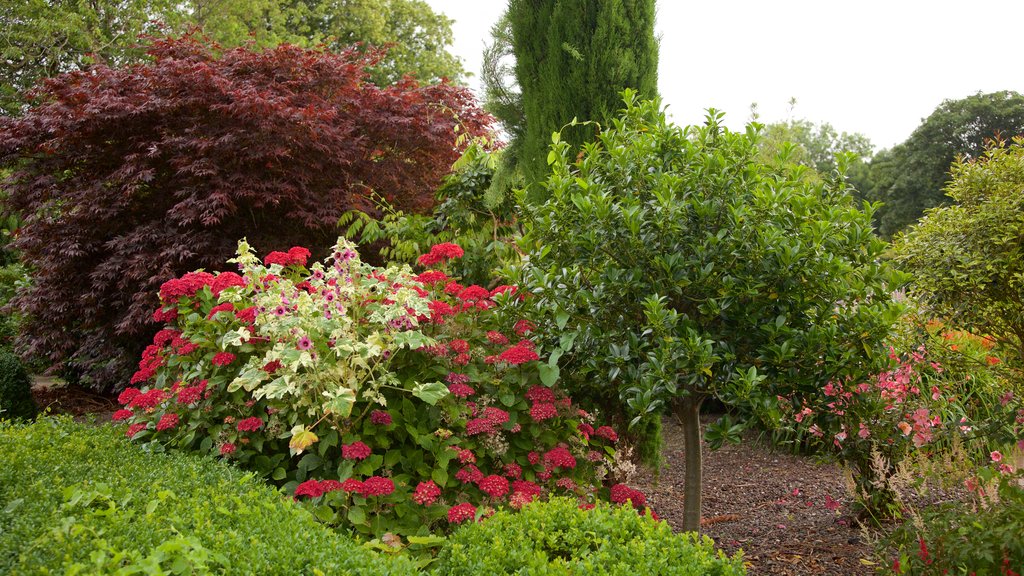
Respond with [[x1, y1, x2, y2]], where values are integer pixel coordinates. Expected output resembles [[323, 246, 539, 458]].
[[893, 137, 1024, 365], [0, 417, 417, 575], [434, 496, 745, 575]]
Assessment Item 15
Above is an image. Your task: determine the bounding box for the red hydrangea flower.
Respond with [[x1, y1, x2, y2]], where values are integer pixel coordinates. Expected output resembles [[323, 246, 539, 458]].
[[342, 441, 372, 460], [159, 271, 215, 303], [443, 282, 464, 297], [513, 319, 535, 335], [341, 479, 364, 493], [544, 446, 577, 469], [465, 418, 493, 435], [414, 270, 449, 285], [478, 475, 509, 498], [595, 426, 619, 442], [556, 478, 577, 491], [610, 484, 647, 508], [448, 383, 476, 398], [152, 306, 178, 323], [126, 423, 147, 438], [457, 285, 491, 302], [587, 450, 604, 462], [490, 285, 517, 297], [453, 353, 471, 365], [497, 344, 539, 365], [456, 448, 476, 464], [220, 442, 237, 456], [176, 382, 207, 405], [287, 246, 311, 266], [412, 481, 442, 505], [295, 479, 326, 498], [503, 462, 523, 479], [262, 359, 282, 374], [447, 372, 470, 385], [527, 451, 541, 465], [483, 407, 510, 424], [153, 329, 181, 347], [418, 243, 464, 266], [511, 480, 542, 500], [235, 306, 258, 324], [449, 339, 470, 354], [206, 302, 235, 320], [577, 423, 594, 438], [118, 388, 141, 405], [112, 409, 133, 421], [525, 385, 557, 404], [128, 389, 168, 410], [212, 352, 236, 366], [211, 271, 246, 296], [455, 465, 484, 484], [447, 502, 476, 524], [361, 476, 395, 496], [264, 251, 293, 267], [486, 331, 509, 345], [236, 417, 264, 432], [156, 413, 179, 431], [320, 480, 343, 494], [370, 410, 392, 426], [530, 402, 558, 422]]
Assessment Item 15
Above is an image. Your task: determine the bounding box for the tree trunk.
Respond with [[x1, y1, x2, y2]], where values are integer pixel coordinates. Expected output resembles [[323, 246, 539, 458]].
[[676, 394, 705, 532]]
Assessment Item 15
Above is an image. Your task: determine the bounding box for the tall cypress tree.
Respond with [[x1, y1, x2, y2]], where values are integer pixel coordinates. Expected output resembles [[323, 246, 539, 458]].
[[505, 0, 659, 186]]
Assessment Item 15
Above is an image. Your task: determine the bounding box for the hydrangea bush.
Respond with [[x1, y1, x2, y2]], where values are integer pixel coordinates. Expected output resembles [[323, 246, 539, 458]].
[[114, 239, 643, 540]]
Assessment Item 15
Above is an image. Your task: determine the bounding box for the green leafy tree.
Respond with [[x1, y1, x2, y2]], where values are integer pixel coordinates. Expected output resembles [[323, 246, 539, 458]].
[[753, 101, 873, 179], [519, 93, 904, 531], [502, 0, 658, 188], [865, 91, 1024, 237], [0, 0, 186, 114], [893, 137, 1024, 364]]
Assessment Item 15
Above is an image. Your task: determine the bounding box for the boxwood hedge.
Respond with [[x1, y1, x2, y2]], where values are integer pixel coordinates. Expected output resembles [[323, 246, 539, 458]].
[[0, 417, 416, 575], [433, 497, 746, 575]]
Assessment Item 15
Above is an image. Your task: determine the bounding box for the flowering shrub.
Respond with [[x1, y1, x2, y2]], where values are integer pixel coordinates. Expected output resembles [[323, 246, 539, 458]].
[[783, 320, 1024, 519], [115, 239, 640, 539]]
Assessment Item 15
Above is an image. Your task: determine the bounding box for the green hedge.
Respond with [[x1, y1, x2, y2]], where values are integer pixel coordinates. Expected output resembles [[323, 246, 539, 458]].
[[433, 497, 746, 576], [0, 417, 417, 575]]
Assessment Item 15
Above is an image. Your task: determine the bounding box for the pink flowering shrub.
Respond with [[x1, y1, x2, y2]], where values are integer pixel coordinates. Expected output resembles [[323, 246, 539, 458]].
[[114, 239, 643, 539], [783, 323, 1024, 518]]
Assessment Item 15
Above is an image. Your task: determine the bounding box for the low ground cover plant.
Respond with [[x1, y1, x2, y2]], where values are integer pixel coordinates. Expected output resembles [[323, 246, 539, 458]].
[[0, 416, 416, 575], [114, 239, 641, 541]]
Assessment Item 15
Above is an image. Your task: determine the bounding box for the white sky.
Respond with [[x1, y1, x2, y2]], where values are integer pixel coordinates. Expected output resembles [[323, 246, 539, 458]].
[[424, 0, 1023, 151]]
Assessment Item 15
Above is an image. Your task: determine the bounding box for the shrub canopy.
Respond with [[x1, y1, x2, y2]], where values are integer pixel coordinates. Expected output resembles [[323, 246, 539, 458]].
[[0, 35, 490, 387]]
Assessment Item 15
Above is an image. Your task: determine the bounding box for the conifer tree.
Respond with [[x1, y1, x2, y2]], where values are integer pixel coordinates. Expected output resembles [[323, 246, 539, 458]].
[[500, 0, 658, 187]]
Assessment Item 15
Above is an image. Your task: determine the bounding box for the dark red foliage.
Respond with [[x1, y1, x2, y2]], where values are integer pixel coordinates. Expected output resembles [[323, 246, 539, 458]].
[[0, 34, 491, 388]]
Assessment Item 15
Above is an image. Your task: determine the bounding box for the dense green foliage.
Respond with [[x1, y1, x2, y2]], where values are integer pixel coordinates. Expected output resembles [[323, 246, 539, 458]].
[[519, 93, 905, 529], [883, 470, 1024, 574], [863, 91, 1024, 236], [0, 348, 34, 421], [435, 497, 746, 575], [0, 36, 488, 388], [0, 0, 462, 114], [755, 106, 873, 179], [505, 0, 659, 187], [0, 417, 417, 575], [893, 138, 1024, 365]]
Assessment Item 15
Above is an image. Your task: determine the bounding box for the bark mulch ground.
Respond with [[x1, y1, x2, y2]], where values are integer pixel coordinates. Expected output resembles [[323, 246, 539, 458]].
[[634, 415, 880, 575]]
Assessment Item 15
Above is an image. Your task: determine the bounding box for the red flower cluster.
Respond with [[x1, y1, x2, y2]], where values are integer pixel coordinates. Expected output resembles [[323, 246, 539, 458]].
[[361, 476, 395, 496], [456, 465, 484, 484], [265, 246, 311, 267], [130, 345, 164, 384], [414, 270, 449, 285], [211, 271, 247, 296], [370, 410, 392, 426], [220, 442, 237, 456], [530, 402, 558, 422], [449, 383, 476, 398], [236, 417, 263, 432], [126, 423, 147, 438], [262, 359, 282, 374], [486, 330, 509, 345], [235, 306, 257, 324], [342, 441, 372, 460], [159, 271, 215, 303], [341, 478, 364, 493], [206, 302, 235, 320], [503, 462, 522, 479], [447, 502, 476, 524], [412, 480, 442, 505], [295, 479, 344, 498], [156, 413, 179, 431], [417, 243, 464, 266], [610, 483, 647, 508], [497, 344, 539, 366], [465, 407, 509, 436], [152, 306, 178, 323], [513, 319, 535, 335], [211, 352, 236, 366], [525, 385, 556, 403], [544, 446, 577, 470], [112, 409, 133, 421], [594, 426, 619, 442], [128, 389, 168, 410], [457, 285, 491, 303], [176, 381, 207, 405], [478, 475, 509, 498]]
